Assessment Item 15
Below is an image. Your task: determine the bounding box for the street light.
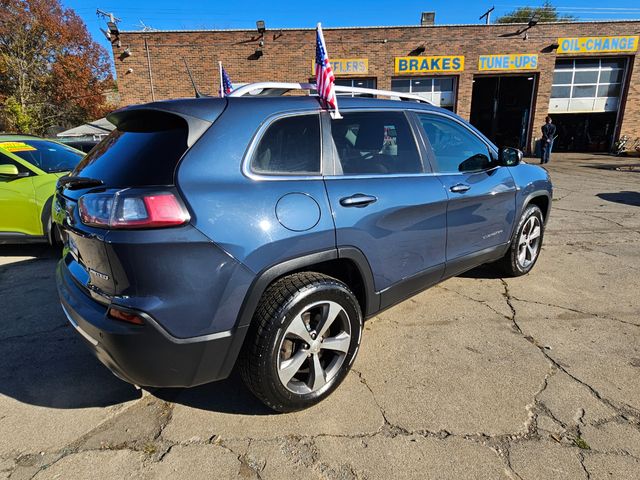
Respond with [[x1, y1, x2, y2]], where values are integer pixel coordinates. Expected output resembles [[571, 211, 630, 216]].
[[256, 20, 266, 34]]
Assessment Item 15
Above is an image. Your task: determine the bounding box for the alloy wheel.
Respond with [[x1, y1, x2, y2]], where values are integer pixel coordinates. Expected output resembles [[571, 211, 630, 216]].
[[277, 300, 351, 395], [517, 216, 542, 269]]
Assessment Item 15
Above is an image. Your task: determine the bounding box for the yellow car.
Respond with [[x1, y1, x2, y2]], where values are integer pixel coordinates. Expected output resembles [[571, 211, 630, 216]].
[[0, 134, 84, 244]]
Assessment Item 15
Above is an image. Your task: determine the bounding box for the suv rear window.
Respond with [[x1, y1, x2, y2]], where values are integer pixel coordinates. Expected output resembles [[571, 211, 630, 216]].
[[72, 114, 188, 186], [251, 114, 321, 175]]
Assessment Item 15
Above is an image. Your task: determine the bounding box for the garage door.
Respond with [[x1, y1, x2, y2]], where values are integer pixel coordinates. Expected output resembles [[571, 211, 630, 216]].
[[391, 77, 457, 110], [549, 58, 626, 113]]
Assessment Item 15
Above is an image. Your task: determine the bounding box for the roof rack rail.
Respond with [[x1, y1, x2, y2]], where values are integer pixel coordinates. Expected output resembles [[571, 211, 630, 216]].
[[228, 82, 432, 104]]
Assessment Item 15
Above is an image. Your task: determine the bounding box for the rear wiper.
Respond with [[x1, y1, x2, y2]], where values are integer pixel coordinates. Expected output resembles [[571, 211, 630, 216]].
[[58, 175, 104, 190]]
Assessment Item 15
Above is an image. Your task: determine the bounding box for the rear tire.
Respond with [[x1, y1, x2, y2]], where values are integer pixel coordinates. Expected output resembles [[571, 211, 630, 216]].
[[239, 272, 363, 412], [45, 211, 61, 246], [494, 204, 544, 277]]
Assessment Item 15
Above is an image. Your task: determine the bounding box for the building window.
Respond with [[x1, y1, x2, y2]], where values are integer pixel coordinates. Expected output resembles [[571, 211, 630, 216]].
[[334, 78, 377, 97], [391, 76, 457, 110], [549, 58, 625, 113]]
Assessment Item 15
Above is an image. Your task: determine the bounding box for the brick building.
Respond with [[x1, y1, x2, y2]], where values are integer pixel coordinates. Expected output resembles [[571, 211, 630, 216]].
[[111, 19, 640, 153]]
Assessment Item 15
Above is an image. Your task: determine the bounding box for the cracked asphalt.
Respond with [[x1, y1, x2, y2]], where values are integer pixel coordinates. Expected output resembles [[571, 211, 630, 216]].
[[1, 153, 639, 479]]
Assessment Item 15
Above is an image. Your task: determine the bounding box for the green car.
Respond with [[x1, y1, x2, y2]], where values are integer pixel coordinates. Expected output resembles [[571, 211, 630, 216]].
[[0, 134, 84, 244]]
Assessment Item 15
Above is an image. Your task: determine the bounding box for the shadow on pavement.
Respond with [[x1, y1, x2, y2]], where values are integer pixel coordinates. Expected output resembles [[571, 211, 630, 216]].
[[155, 372, 275, 416], [596, 191, 640, 207], [458, 263, 504, 280], [0, 246, 141, 409]]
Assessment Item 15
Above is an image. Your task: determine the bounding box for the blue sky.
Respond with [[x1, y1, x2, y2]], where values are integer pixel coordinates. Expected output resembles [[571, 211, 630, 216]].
[[64, 0, 640, 56]]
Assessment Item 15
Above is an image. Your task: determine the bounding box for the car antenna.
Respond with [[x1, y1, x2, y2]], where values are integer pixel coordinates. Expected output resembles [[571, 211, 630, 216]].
[[183, 59, 205, 98]]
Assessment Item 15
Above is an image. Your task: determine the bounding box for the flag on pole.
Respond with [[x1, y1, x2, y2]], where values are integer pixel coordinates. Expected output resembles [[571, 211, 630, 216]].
[[219, 62, 234, 97], [315, 23, 341, 118]]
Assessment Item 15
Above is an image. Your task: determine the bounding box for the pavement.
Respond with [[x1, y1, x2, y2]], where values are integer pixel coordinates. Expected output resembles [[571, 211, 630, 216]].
[[1, 152, 639, 479]]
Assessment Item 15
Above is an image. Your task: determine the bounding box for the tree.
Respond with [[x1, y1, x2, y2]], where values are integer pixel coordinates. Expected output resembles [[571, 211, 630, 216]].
[[495, 1, 577, 24], [0, 0, 114, 135]]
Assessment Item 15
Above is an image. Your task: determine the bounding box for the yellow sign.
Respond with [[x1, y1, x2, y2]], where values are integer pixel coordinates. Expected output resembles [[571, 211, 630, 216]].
[[0, 141, 36, 153], [312, 58, 368, 75], [394, 56, 464, 74], [479, 54, 538, 71], [557, 36, 639, 54]]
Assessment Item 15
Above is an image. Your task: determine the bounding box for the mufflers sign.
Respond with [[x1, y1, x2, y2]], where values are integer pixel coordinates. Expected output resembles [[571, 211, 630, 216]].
[[395, 56, 465, 74]]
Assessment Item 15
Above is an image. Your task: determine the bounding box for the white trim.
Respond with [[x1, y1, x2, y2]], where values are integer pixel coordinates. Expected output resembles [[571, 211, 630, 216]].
[[228, 82, 432, 104]]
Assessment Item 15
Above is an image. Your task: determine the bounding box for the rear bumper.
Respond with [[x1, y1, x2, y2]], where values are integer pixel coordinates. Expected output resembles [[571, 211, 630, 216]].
[[56, 261, 248, 388]]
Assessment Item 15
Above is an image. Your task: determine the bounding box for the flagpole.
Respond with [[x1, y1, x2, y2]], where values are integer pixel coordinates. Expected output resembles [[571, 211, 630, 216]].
[[218, 61, 224, 98]]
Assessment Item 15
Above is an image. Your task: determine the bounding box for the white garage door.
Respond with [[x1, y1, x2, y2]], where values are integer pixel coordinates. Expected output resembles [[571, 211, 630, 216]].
[[549, 58, 626, 113], [391, 77, 457, 110]]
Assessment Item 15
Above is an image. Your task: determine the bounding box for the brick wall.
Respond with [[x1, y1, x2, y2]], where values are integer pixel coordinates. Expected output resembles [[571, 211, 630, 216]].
[[112, 21, 640, 147]]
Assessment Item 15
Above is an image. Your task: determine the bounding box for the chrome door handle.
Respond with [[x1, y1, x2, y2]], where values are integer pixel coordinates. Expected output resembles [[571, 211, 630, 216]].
[[450, 183, 470, 193], [339, 194, 378, 208]]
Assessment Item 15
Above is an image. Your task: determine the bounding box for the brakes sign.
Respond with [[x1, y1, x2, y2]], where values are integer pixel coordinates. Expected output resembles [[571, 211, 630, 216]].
[[0, 141, 37, 152]]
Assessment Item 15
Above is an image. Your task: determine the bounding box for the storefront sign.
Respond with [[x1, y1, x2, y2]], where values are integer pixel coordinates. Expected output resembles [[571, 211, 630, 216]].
[[394, 56, 464, 74], [478, 54, 538, 71], [311, 58, 368, 75], [557, 36, 639, 54]]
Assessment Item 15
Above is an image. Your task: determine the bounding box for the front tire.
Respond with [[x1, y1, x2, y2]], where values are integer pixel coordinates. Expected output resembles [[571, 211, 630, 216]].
[[239, 272, 363, 412], [495, 204, 545, 277]]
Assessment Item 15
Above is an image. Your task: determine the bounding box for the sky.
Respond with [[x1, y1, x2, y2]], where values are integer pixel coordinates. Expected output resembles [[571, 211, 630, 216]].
[[64, 0, 640, 60]]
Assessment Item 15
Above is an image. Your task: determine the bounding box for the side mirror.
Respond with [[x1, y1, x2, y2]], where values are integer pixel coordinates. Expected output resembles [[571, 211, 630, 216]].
[[0, 164, 21, 177], [499, 147, 523, 167]]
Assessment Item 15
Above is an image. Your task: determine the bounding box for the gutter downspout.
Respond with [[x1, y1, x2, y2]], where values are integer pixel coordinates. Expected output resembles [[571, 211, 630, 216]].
[[144, 38, 156, 101]]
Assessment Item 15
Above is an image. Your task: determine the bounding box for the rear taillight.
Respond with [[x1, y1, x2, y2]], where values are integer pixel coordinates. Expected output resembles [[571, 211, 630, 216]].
[[108, 306, 145, 325], [78, 191, 189, 229]]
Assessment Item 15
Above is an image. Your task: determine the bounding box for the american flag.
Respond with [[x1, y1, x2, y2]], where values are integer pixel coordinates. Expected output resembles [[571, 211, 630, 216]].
[[219, 63, 233, 97], [315, 23, 340, 117]]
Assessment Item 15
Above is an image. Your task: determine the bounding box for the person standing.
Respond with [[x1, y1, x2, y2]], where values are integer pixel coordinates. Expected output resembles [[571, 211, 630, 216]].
[[540, 116, 556, 164]]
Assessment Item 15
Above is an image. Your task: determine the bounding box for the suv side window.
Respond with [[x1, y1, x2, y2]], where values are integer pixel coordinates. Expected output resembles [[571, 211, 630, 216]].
[[417, 114, 493, 173], [251, 114, 321, 175], [330, 111, 423, 175]]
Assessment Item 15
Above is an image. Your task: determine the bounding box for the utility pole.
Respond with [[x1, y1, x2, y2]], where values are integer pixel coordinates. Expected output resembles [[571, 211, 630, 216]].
[[96, 9, 121, 24], [479, 6, 495, 25]]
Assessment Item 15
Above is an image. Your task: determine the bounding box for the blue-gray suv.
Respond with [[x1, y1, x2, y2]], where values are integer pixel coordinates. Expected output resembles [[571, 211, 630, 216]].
[[54, 86, 552, 412]]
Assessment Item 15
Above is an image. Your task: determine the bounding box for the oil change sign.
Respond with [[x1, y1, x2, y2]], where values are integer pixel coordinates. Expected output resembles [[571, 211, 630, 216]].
[[395, 56, 464, 74], [478, 54, 538, 71], [557, 36, 639, 54], [0, 141, 36, 153]]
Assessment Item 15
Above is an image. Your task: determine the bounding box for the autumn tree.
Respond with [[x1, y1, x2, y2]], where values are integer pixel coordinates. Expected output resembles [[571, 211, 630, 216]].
[[0, 0, 114, 135], [495, 1, 576, 23]]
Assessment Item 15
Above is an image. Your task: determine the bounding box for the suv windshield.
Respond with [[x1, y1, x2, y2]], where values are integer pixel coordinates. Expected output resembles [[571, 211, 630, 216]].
[[0, 140, 83, 173]]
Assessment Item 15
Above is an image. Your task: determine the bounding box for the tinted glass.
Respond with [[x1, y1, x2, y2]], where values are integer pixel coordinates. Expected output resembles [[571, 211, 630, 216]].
[[573, 85, 597, 98], [555, 59, 573, 70], [251, 114, 320, 175], [551, 86, 571, 98], [418, 114, 492, 173], [600, 59, 624, 69], [573, 71, 598, 84], [552, 71, 573, 84], [433, 78, 454, 92], [330, 111, 422, 175], [73, 118, 188, 186], [574, 59, 600, 69], [598, 69, 623, 84], [597, 84, 621, 97], [410, 79, 431, 92], [390, 78, 411, 92], [1, 140, 82, 173], [0, 151, 30, 174]]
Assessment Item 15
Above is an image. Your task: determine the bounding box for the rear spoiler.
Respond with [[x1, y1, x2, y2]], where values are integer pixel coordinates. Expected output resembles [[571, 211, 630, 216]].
[[107, 98, 228, 147]]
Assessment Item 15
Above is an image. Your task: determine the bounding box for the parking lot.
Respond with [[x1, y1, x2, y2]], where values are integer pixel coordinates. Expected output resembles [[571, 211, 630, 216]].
[[1, 152, 639, 479]]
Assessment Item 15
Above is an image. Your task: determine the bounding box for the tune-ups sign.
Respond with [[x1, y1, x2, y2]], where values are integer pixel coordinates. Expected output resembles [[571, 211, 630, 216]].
[[478, 54, 538, 71]]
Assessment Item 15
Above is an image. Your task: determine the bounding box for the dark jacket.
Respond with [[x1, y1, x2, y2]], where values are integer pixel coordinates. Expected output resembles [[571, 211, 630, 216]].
[[542, 123, 556, 141]]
